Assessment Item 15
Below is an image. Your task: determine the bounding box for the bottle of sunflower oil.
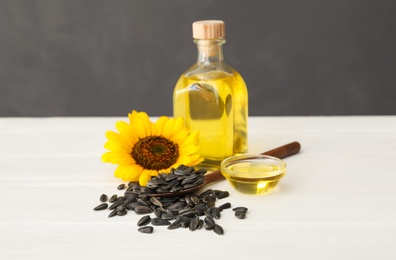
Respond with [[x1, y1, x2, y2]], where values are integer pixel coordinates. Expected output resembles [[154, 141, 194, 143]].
[[173, 20, 248, 170]]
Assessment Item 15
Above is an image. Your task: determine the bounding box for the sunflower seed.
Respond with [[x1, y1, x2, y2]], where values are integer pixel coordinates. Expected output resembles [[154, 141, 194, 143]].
[[125, 201, 140, 211], [189, 216, 199, 231], [117, 209, 127, 216], [153, 208, 162, 218], [109, 194, 118, 203], [137, 198, 150, 207], [93, 203, 108, 211], [150, 197, 163, 207], [167, 201, 186, 211], [219, 202, 231, 210], [117, 184, 126, 190], [108, 209, 118, 218], [233, 207, 248, 213], [197, 219, 204, 229], [138, 226, 154, 234], [124, 196, 137, 205], [109, 200, 124, 210], [137, 215, 151, 226], [211, 207, 221, 219], [213, 224, 224, 235], [135, 206, 153, 214], [99, 194, 108, 202], [167, 219, 182, 230], [235, 211, 246, 219], [199, 189, 213, 197], [164, 174, 178, 182], [139, 186, 155, 194], [190, 195, 200, 205], [204, 224, 214, 230], [167, 179, 180, 188], [216, 191, 230, 199], [204, 216, 215, 225], [155, 186, 169, 193], [151, 218, 171, 226]]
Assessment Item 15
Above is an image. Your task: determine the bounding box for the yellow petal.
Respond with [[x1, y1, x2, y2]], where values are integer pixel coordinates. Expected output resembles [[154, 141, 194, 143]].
[[154, 116, 168, 135], [161, 117, 176, 138], [104, 140, 131, 153], [123, 164, 143, 181], [116, 121, 139, 144], [139, 170, 152, 186], [179, 144, 200, 155], [102, 152, 134, 165], [129, 110, 152, 138]]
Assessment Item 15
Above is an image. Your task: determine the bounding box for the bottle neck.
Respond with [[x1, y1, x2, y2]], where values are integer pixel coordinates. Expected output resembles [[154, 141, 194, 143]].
[[195, 39, 225, 65]]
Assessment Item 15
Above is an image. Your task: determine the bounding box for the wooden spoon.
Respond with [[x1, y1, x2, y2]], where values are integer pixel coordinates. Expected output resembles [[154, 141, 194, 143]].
[[149, 141, 301, 197]]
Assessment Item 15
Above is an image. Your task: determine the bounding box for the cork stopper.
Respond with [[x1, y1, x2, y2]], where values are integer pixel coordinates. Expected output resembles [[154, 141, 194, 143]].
[[192, 20, 225, 39]]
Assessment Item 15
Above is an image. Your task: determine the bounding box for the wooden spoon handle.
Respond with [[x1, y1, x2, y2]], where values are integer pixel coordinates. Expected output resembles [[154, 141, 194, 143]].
[[204, 141, 301, 186], [261, 141, 301, 158]]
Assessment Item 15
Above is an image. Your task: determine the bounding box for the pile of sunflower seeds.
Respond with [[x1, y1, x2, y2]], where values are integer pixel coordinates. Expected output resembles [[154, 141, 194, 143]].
[[94, 165, 248, 235]]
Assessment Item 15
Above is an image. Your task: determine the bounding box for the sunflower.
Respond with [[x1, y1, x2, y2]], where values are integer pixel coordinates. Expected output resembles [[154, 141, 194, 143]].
[[101, 110, 203, 186]]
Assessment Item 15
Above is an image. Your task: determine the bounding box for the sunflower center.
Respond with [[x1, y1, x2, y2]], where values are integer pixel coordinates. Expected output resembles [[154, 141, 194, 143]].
[[131, 136, 179, 171]]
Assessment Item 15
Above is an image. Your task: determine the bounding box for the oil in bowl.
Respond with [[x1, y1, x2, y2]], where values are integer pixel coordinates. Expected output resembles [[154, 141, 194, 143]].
[[220, 155, 286, 195]]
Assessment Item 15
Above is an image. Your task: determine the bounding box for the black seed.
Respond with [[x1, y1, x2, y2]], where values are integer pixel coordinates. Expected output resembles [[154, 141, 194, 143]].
[[135, 206, 153, 214], [150, 197, 163, 207], [203, 196, 216, 204], [117, 184, 126, 190], [109, 194, 118, 203], [99, 194, 108, 202], [216, 191, 230, 199], [128, 181, 139, 187], [211, 208, 221, 219], [153, 208, 162, 218], [109, 200, 124, 210], [151, 218, 171, 226], [204, 224, 214, 230], [140, 187, 155, 194], [164, 174, 178, 182], [190, 195, 200, 205], [156, 186, 169, 193], [167, 179, 180, 188], [192, 177, 205, 186], [167, 201, 186, 211], [233, 207, 248, 213], [138, 226, 154, 234], [117, 209, 127, 216], [213, 224, 224, 235], [108, 209, 117, 218], [189, 216, 199, 231], [199, 189, 213, 197], [167, 219, 182, 230], [219, 202, 231, 210], [124, 196, 137, 204], [204, 216, 215, 225], [93, 203, 108, 211], [197, 219, 204, 229], [183, 183, 199, 189], [126, 201, 140, 211], [137, 215, 151, 226], [137, 198, 150, 207], [235, 211, 246, 219], [196, 168, 207, 174]]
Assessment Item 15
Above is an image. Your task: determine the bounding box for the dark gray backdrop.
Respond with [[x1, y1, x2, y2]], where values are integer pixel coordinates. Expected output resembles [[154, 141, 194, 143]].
[[1, 0, 395, 116]]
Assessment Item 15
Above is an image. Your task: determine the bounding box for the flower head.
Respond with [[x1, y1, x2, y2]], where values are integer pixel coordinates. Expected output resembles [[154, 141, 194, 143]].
[[102, 110, 203, 186]]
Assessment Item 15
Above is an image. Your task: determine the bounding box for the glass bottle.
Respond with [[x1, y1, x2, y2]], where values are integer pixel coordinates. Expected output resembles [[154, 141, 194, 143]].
[[173, 20, 248, 170]]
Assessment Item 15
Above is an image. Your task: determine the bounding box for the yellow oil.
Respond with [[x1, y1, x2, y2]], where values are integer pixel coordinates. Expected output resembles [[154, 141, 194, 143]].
[[174, 69, 248, 169], [222, 162, 285, 195]]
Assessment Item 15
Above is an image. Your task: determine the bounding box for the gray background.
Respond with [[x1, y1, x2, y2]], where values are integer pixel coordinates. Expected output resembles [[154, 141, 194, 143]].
[[1, 0, 395, 117]]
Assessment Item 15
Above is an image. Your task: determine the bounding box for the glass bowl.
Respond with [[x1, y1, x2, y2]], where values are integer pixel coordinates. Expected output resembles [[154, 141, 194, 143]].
[[220, 154, 287, 195]]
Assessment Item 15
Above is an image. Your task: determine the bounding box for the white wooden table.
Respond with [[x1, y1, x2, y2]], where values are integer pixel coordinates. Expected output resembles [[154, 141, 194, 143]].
[[1, 116, 395, 259]]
